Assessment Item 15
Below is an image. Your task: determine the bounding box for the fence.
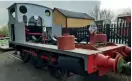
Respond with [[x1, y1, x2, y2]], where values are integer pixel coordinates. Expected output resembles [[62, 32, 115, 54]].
[[62, 22, 131, 47], [97, 22, 131, 47], [62, 26, 90, 43]]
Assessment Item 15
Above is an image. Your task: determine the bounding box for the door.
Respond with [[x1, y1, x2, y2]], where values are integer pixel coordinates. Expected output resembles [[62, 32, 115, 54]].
[[11, 24, 15, 41]]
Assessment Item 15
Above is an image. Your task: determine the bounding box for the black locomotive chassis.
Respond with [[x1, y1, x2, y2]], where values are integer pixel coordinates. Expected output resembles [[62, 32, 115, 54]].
[[9, 41, 90, 75]]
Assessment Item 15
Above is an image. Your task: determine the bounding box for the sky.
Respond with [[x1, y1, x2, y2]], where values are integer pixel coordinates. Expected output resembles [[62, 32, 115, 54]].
[[0, 0, 131, 26], [100, 0, 131, 9]]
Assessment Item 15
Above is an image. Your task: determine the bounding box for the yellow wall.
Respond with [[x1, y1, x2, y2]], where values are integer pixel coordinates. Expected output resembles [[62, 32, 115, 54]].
[[53, 9, 66, 27], [67, 18, 94, 28]]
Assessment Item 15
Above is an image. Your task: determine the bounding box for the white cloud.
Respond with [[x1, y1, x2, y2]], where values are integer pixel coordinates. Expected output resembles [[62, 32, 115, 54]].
[[100, 0, 131, 10]]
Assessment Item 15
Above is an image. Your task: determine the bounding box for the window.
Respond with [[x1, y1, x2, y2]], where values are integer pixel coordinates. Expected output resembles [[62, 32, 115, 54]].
[[11, 24, 15, 41], [28, 16, 42, 26], [45, 10, 51, 17], [10, 8, 16, 18], [12, 12, 15, 18], [19, 5, 27, 14], [23, 15, 27, 23]]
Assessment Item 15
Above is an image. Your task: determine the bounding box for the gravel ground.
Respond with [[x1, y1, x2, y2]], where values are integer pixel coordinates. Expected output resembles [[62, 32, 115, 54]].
[[0, 51, 131, 81], [0, 51, 58, 81]]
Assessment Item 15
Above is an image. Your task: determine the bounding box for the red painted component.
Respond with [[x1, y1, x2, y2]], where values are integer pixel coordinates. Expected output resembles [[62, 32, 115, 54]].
[[90, 34, 107, 45], [33, 52, 37, 56], [88, 53, 122, 76], [52, 58, 57, 62], [25, 28, 29, 31], [42, 32, 47, 44], [120, 52, 127, 57], [87, 54, 97, 74], [89, 33, 96, 45], [57, 33, 75, 50], [22, 49, 57, 62], [41, 56, 48, 59], [124, 46, 131, 56], [126, 16, 131, 23], [26, 32, 42, 35], [119, 28, 129, 37], [95, 34, 107, 42], [23, 49, 37, 56], [41, 56, 57, 62], [23, 49, 32, 54], [95, 54, 109, 67], [75, 44, 98, 50], [0, 34, 4, 38]]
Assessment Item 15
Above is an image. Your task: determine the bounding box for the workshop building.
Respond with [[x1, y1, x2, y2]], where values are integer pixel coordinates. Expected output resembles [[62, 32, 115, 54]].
[[53, 8, 94, 28]]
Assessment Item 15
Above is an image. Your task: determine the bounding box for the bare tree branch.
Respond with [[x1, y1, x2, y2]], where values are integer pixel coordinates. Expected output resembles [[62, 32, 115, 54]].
[[119, 8, 131, 16], [90, 5, 114, 21], [90, 5, 100, 20]]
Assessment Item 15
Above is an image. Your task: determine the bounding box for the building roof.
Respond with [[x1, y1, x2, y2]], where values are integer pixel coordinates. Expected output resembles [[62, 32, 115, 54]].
[[117, 14, 131, 18], [54, 8, 94, 20]]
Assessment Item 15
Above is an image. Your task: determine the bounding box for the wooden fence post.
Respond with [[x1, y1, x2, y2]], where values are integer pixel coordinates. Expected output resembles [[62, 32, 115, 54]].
[[128, 22, 131, 47], [106, 24, 110, 42]]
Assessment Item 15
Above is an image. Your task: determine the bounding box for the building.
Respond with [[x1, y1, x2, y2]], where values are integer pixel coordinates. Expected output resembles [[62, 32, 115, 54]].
[[117, 15, 131, 24], [117, 15, 131, 37], [95, 20, 104, 26], [53, 8, 94, 28], [95, 19, 111, 26]]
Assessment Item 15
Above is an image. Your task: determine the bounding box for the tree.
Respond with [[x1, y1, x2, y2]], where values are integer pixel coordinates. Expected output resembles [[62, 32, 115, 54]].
[[90, 5, 114, 21], [0, 25, 9, 37], [100, 9, 114, 20], [90, 5, 100, 20], [118, 8, 131, 16]]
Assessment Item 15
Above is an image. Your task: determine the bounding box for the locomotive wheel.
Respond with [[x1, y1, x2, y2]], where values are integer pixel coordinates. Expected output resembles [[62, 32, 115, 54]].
[[20, 50, 30, 63], [48, 66, 70, 80], [31, 55, 43, 68]]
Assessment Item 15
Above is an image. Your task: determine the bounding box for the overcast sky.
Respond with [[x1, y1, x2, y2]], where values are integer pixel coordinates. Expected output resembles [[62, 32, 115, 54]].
[[0, 0, 131, 26]]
